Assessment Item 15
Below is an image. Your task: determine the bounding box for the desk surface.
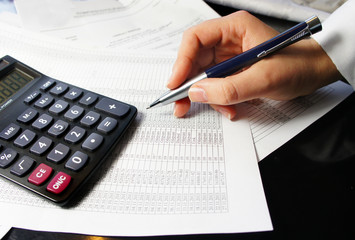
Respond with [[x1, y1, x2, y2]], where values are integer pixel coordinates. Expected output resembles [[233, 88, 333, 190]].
[[4, 3, 355, 240]]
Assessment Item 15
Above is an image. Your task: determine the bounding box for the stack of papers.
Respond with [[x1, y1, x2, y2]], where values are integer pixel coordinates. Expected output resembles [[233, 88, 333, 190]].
[[0, 0, 352, 237]]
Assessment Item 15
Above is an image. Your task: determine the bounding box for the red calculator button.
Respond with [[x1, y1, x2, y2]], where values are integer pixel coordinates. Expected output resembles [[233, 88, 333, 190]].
[[47, 172, 71, 194], [28, 163, 53, 186]]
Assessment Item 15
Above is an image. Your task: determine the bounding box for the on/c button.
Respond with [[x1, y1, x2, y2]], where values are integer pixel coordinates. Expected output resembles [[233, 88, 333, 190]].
[[47, 172, 71, 194], [28, 163, 53, 186]]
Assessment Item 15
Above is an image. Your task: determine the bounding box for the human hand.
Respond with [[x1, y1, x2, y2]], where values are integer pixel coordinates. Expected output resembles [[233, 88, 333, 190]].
[[167, 11, 341, 119]]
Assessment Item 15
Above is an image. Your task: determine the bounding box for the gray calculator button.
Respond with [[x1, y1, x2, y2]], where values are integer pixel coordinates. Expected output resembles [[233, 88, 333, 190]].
[[34, 95, 54, 109], [64, 105, 84, 121], [65, 151, 88, 171], [49, 83, 69, 96], [82, 133, 103, 152], [97, 117, 117, 134], [32, 114, 53, 130], [49, 100, 69, 115], [79, 92, 98, 106], [24, 90, 41, 104], [17, 108, 38, 124], [64, 126, 86, 144], [47, 143, 70, 163], [80, 111, 100, 127], [64, 88, 83, 101], [30, 136, 52, 156], [95, 98, 130, 117], [0, 123, 21, 140], [0, 148, 18, 168], [40, 79, 55, 91], [14, 130, 36, 148], [10, 156, 35, 177], [48, 120, 69, 137]]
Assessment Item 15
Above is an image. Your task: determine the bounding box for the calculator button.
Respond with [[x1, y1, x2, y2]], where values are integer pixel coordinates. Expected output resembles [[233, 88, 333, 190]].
[[65, 126, 86, 144], [95, 98, 130, 118], [47, 172, 71, 194], [40, 79, 55, 91], [0, 123, 21, 140], [32, 114, 53, 130], [28, 163, 53, 186], [14, 130, 36, 148], [64, 88, 83, 101], [10, 156, 35, 177], [17, 108, 38, 124], [97, 117, 117, 134], [79, 92, 98, 106], [65, 151, 88, 171], [82, 133, 103, 152], [0, 148, 18, 168], [49, 83, 69, 96], [49, 100, 69, 115], [48, 120, 69, 137], [47, 143, 70, 163], [23, 90, 41, 104], [64, 105, 84, 121], [80, 111, 100, 127], [30, 136, 52, 156], [34, 95, 54, 109]]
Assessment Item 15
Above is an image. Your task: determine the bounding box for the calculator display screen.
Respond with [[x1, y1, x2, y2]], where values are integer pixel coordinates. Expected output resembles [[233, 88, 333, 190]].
[[0, 68, 34, 105]]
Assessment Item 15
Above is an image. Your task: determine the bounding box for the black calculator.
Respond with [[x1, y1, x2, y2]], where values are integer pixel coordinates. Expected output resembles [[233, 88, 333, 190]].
[[0, 55, 137, 205]]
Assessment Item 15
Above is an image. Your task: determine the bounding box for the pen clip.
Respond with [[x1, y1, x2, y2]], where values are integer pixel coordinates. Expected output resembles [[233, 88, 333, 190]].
[[257, 27, 311, 58]]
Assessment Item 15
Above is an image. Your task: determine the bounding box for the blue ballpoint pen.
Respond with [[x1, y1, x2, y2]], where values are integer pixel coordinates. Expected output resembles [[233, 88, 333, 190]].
[[147, 15, 322, 109]]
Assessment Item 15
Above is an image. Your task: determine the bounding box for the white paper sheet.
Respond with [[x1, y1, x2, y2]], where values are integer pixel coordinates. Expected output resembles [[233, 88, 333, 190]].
[[206, 0, 347, 22], [0, 22, 272, 236], [14, 0, 220, 51], [0, 225, 11, 239], [245, 81, 353, 160]]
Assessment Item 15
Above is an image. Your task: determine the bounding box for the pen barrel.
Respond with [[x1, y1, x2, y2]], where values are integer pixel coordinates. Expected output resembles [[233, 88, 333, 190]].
[[205, 17, 321, 78], [159, 73, 208, 106]]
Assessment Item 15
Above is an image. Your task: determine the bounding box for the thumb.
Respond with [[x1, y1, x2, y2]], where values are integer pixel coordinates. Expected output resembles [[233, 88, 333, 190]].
[[188, 76, 241, 105]]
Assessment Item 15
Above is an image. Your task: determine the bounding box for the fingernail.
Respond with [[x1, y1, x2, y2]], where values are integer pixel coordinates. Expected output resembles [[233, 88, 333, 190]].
[[189, 87, 208, 102], [216, 108, 231, 120], [173, 104, 178, 117]]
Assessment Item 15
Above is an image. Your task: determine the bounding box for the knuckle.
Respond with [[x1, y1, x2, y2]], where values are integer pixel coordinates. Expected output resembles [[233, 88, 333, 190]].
[[220, 80, 238, 105]]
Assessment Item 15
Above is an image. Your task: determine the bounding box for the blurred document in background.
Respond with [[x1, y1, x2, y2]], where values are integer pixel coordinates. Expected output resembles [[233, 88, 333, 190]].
[[14, 0, 219, 51], [206, 0, 347, 22]]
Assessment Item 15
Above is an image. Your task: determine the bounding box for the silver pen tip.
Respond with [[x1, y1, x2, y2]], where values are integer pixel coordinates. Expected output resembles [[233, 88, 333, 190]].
[[146, 100, 160, 109]]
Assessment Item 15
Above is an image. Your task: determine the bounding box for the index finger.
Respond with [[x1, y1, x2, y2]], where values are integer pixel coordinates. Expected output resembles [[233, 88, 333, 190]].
[[166, 16, 227, 89]]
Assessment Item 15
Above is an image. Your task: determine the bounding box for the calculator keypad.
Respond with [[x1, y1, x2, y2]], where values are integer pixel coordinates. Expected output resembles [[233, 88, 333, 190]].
[[0, 74, 136, 204]]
